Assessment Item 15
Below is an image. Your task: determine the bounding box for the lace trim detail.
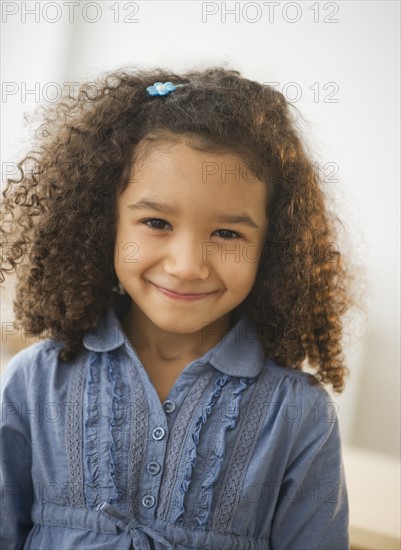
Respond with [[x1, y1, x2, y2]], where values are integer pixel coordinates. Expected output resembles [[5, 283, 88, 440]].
[[157, 370, 215, 521], [126, 352, 149, 516], [83, 353, 102, 508], [65, 355, 87, 508], [170, 374, 231, 524], [191, 377, 255, 527], [107, 351, 127, 504], [212, 367, 271, 533]]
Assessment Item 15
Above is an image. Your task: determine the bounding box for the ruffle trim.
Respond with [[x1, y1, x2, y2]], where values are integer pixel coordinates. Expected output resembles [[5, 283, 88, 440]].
[[193, 377, 254, 526], [171, 374, 230, 523]]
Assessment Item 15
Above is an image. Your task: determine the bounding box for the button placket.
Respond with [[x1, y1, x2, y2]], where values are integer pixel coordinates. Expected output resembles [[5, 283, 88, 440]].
[[152, 427, 165, 440], [162, 399, 176, 414], [147, 461, 161, 476], [142, 423, 167, 509], [142, 495, 155, 508]]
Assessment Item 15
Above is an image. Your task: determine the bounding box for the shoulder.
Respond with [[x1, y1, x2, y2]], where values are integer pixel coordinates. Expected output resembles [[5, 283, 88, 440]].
[[261, 358, 332, 404], [1, 339, 64, 400], [2, 338, 62, 375], [257, 359, 339, 442]]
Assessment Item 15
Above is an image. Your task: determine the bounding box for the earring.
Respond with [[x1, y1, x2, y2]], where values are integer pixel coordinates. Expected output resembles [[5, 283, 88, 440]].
[[113, 281, 126, 295], [118, 281, 126, 295]]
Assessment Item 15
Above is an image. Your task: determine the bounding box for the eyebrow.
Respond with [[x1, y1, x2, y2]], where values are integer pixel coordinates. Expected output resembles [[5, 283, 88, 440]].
[[128, 199, 176, 215], [127, 199, 260, 228], [215, 213, 260, 228]]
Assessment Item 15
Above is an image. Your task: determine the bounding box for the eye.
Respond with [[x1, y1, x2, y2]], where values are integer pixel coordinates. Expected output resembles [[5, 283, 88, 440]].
[[142, 218, 171, 231], [213, 229, 242, 239]]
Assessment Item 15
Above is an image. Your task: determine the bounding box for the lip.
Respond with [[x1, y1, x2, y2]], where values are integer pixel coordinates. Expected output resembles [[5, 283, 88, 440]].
[[148, 281, 216, 301]]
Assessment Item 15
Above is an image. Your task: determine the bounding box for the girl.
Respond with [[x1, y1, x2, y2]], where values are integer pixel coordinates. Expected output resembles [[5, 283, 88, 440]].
[[1, 67, 352, 549]]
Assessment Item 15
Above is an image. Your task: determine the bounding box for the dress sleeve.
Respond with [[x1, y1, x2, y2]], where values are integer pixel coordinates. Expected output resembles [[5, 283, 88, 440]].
[[269, 383, 349, 550], [0, 349, 36, 550]]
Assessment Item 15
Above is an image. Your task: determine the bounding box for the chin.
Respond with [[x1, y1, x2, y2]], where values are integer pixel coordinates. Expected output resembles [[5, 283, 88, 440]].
[[150, 314, 218, 336], [159, 324, 203, 336]]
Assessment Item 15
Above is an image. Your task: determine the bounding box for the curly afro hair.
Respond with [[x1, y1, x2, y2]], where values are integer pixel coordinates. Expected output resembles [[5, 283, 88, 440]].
[[1, 66, 354, 392]]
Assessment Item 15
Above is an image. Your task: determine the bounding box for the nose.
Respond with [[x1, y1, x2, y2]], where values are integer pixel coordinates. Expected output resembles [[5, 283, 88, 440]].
[[163, 234, 210, 281]]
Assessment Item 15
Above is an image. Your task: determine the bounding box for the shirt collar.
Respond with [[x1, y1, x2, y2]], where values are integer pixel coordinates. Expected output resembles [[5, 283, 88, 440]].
[[199, 317, 266, 378], [83, 307, 266, 378], [83, 306, 127, 352]]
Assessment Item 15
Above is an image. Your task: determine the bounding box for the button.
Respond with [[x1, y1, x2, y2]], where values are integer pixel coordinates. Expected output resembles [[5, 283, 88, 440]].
[[142, 495, 155, 508], [147, 461, 161, 475], [163, 400, 176, 413], [152, 427, 165, 440]]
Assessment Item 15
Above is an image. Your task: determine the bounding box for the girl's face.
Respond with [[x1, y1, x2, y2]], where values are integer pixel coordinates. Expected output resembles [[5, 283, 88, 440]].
[[114, 140, 268, 338]]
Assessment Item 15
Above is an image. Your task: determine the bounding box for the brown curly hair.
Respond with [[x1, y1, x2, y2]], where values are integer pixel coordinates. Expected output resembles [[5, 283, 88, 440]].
[[1, 66, 354, 392]]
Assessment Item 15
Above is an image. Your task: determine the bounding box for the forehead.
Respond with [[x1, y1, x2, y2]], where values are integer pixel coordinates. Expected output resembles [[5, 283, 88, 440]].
[[127, 139, 268, 205]]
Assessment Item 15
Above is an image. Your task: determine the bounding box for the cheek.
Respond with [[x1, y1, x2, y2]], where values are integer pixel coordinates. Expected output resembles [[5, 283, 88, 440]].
[[217, 241, 262, 268], [115, 230, 157, 271], [218, 252, 260, 289], [118, 242, 142, 266], [114, 223, 138, 269], [240, 242, 263, 265]]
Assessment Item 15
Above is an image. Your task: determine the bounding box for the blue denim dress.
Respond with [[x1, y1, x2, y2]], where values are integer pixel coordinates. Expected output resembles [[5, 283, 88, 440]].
[[0, 306, 349, 549]]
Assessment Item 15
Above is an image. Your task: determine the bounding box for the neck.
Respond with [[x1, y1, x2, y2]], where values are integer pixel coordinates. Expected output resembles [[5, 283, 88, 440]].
[[121, 303, 230, 363]]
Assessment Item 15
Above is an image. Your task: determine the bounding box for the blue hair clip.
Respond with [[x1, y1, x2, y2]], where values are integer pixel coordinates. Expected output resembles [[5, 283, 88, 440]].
[[146, 81, 184, 97]]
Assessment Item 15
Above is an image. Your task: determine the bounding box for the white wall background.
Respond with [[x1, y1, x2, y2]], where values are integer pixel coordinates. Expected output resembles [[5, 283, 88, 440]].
[[1, 1, 400, 458]]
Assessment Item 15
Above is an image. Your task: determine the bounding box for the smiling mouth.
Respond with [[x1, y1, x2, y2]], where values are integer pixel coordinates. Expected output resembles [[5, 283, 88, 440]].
[[148, 281, 216, 301]]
